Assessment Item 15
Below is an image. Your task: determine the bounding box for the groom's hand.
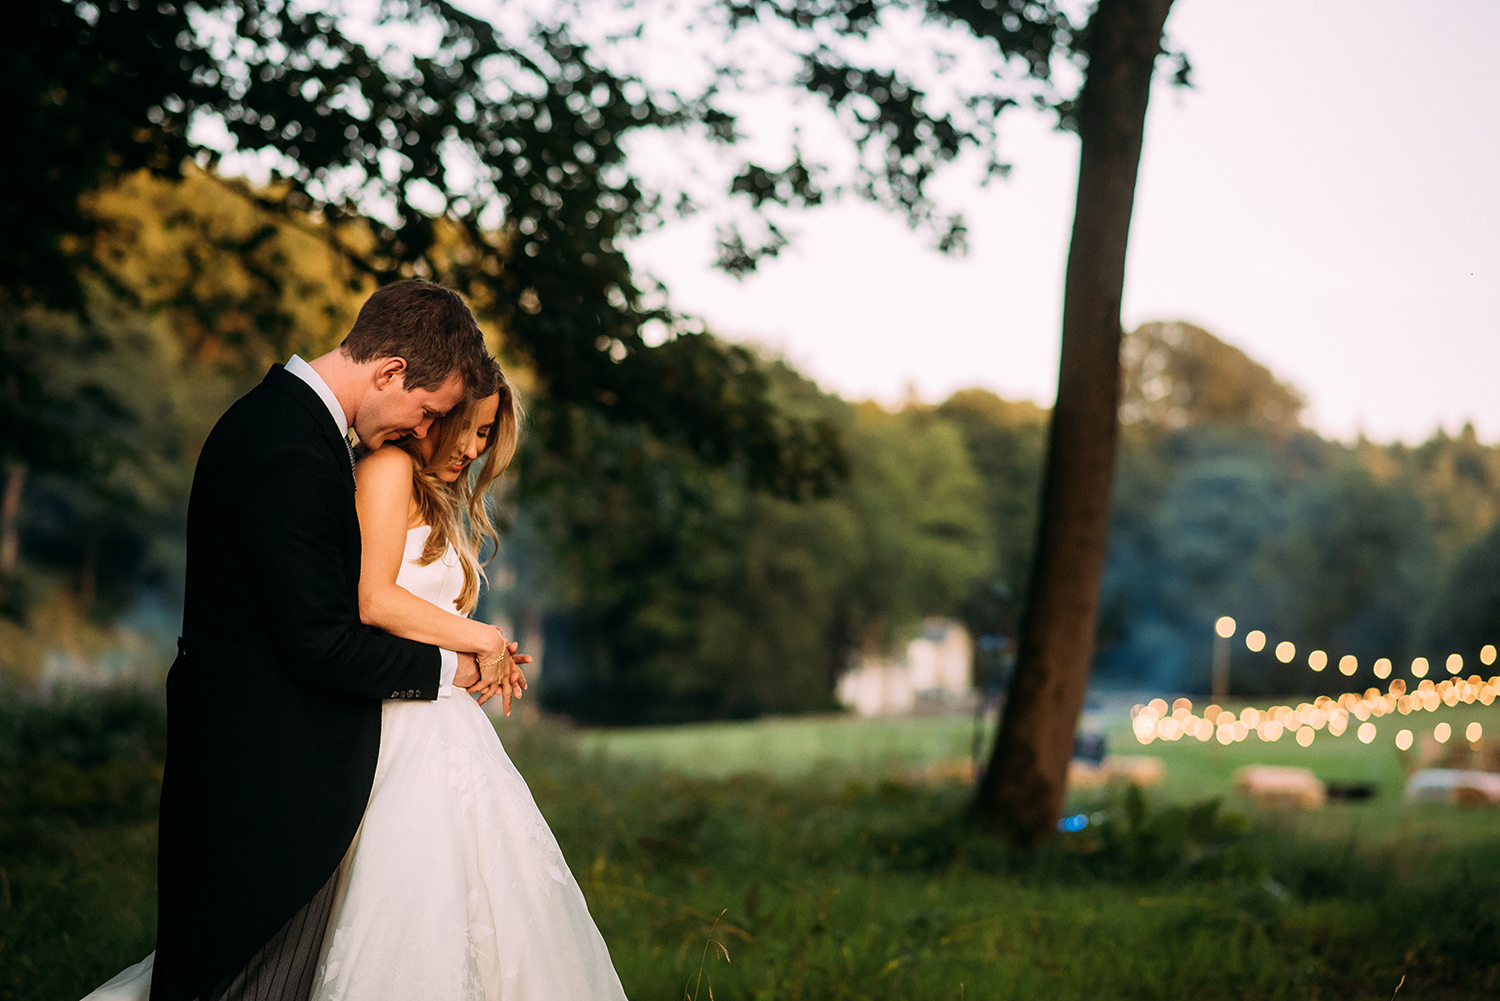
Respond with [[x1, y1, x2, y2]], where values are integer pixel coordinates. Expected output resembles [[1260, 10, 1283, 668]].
[[453, 652, 481, 689]]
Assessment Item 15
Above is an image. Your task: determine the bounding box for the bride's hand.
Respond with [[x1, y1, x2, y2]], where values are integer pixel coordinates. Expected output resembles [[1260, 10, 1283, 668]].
[[505, 641, 530, 695], [476, 628, 506, 664], [474, 628, 508, 689], [475, 644, 528, 715]]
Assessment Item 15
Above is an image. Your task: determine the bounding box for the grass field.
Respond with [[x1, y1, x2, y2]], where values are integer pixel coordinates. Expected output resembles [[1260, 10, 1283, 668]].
[[6, 690, 1499, 1000], [575, 695, 1499, 799]]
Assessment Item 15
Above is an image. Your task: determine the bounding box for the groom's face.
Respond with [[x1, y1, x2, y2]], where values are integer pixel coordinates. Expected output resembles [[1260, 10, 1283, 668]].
[[357, 364, 467, 446]]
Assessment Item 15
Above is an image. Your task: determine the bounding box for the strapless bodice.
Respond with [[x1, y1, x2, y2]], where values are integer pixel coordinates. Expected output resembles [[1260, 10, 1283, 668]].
[[396, 525, 465, 614]]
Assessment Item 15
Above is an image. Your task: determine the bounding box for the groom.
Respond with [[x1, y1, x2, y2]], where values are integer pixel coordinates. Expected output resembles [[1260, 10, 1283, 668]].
[[152, 281, 496, 1001]]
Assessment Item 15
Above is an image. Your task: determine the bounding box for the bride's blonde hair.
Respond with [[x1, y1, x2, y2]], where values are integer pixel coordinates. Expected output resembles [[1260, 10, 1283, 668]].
[[397, 358, 522, 613]]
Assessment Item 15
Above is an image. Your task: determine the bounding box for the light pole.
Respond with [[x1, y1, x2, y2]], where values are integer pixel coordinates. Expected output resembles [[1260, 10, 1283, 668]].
[[1213, 616, 1236, 702]]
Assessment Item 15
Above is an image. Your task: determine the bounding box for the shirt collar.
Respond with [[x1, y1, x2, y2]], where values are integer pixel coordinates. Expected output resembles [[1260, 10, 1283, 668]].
[[285, 355, 350, 439]]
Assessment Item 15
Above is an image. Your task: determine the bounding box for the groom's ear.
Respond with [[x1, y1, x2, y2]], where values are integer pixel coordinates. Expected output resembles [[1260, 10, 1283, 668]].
[[372, 357, 409, 391]]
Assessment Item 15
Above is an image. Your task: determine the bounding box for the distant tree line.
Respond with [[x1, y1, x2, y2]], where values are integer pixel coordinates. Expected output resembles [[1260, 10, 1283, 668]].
[[6, 170, 1500, 722]]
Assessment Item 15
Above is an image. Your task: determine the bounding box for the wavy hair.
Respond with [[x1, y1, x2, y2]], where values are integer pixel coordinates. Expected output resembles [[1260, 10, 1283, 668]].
[[396, 357, 522, 613]]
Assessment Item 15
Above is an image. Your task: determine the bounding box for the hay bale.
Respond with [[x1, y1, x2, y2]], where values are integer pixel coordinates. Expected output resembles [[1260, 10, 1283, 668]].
[[1067, 758, 1110, 789], [1106, 755, 1165, 787], [1234, 765, 1326, 810], [1404, 769, 1500, 806], [1065, 755, 1164, 790]]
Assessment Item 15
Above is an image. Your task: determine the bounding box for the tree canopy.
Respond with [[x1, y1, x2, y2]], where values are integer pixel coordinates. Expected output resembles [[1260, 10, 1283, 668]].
[[6, 0, 843, 499]]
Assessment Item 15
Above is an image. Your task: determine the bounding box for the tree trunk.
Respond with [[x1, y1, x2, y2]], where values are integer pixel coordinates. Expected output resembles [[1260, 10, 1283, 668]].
[[0, 461, 24, 582], [972, 0, 1174, 847]]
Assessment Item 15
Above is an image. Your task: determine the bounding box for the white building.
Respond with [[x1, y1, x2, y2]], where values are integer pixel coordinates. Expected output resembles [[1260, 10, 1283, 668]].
[[836, 618, 973, 717]]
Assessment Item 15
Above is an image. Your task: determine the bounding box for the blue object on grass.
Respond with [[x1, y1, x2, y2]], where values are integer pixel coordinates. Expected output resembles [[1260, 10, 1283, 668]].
[[1057, 813, 1089, 833]]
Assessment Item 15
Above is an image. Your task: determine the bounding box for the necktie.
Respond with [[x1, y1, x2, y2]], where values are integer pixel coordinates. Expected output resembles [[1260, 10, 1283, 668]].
[[344, 433, 357, 488]]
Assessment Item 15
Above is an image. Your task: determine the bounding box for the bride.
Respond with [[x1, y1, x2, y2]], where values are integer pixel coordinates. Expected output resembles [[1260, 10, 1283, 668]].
[[313, 359, 626, 1001], [85, 360, 628, 1001]]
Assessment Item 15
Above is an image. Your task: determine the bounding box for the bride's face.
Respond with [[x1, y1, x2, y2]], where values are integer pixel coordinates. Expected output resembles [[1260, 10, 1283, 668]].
[[420, 392, 501, 483]]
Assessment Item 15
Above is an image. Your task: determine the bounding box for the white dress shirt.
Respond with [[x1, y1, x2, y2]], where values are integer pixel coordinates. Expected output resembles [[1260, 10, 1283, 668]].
[[285, 356, 458, 691]]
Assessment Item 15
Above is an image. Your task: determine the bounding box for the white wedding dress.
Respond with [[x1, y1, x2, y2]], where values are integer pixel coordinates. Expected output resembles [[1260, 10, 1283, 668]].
[[84, 526, 627, 1001]]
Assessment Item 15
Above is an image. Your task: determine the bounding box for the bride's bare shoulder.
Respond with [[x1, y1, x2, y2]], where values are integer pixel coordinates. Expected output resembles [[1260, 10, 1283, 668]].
[[354, 445, 416, 493]]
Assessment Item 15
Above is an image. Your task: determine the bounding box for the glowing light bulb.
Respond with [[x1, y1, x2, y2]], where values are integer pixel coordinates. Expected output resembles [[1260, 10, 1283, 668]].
[[1275, 641, 1295, 663], [1373, 658, 1392, 679], [1395, 729, 1413, 750], [1483, 644, 1497, 666], [1435, 722, 1451, 743], [1339, 655, 1358, 677], [1467, 722, 1483, 743], [1411, 657, 1429, 679], [1297, 727, 1315, 747], [1216, 616, 1237, 639], [1308, 650, 1328, 672], [1357, 722, 1376, 743], [1447, 654, 1463, 675], [1246, 630, 1266, 652]]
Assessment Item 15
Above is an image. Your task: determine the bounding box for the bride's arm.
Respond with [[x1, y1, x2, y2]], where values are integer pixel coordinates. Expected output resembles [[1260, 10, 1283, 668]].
[[354, 446, 507, 664]]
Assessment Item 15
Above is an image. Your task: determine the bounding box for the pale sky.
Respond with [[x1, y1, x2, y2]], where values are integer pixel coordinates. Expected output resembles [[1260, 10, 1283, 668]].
[[623, 0, 1500, 444]]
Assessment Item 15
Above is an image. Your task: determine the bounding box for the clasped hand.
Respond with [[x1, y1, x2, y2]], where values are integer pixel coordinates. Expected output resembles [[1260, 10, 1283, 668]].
[[455, 628, 531, 716]]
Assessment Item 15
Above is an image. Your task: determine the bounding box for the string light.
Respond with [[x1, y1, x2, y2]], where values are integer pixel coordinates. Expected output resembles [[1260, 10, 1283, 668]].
[[1210, 618, 1500, 688], [1128, 674, 1500, 752]]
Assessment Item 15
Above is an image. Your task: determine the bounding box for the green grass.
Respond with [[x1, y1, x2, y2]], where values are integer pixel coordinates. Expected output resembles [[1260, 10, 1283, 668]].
[[529, 711, 1500, 1000], [572, 712, 980, 781], [577, 696, 1500, 797], [8, 692, 1500, 1000], [0, 821, 158, 1001]]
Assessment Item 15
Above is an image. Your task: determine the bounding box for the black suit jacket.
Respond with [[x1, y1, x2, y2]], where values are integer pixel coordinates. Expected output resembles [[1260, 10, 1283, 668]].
[[151, 365, 441, 1001]]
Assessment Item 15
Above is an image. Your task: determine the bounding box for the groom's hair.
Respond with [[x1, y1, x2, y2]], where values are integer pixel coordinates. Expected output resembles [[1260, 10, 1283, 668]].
[[341, 280, 490, 393]]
